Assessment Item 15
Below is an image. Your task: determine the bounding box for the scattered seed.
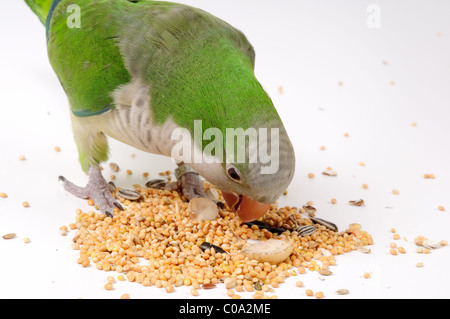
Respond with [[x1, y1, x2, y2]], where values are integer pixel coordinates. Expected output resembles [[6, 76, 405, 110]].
[[0, 193, 7, 198], [319, 269, 333, 276], [3, 233, 16, 240], [398, 247, 406, 254], [202, 283, 216, 290], [305, 289, 314, 296], [320, 146, 326, 151], [363, 272, 371, 279], [307, 173, 315, 179], [393, 233, 400, 240], [362, 184, 368, 189], [191, 288, 199, 296], [104, 283, 113, 290], [356, 246, 371, 254], [390, 248, 398, 256], [120, 294, 130, 299], [126, 169, 132, 175], [424, 174, 435, 179], [19, 155, 26, 161], [23, 237, 30, 243], [54, 146, 61, 152], [416, 262, 424, 268], [392, 189, 399, 195], [109, 162, 119, 172], [331, 198, 337, 204], [295, 281, 303, 287], [118, 189, 142, 201], [422, 240, 440, 249], [302, 205, 317, 215], [315, 291, 324, 299], [336, 289, 350, 295], [438, 205, 445, 212], [165, 284, 174, 293], [22, 201, 29, 208], [322, 169, 337, 176], [349, 199, 365, 207]]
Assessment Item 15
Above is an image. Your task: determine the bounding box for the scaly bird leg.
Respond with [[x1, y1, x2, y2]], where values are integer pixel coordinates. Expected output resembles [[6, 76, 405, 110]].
[[164, 163, 224, 208], [59, 166, 123, 217]]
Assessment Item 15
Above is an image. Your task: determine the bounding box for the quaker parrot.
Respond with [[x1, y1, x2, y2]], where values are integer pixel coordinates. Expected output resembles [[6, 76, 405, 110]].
[[24, 0, 295, 222]]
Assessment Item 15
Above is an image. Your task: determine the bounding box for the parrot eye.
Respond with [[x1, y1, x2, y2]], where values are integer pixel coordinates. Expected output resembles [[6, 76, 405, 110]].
[[226, 164, 242, 183]]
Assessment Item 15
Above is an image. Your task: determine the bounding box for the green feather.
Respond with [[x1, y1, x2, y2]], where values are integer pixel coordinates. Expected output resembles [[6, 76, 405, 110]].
[[24, 0, 53, 25], [45, 0, 288, 170]]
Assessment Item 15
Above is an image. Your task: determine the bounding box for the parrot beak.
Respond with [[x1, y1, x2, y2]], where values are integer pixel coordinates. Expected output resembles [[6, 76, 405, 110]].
[[221, 191, 271, 222]]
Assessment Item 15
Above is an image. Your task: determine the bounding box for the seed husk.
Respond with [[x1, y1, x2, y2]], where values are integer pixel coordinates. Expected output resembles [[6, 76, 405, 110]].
[[356, 245, 371, 254], [336, 289, 350, 295], [244, 220, 288, 235], [309, 217, 338, 232], [200, 242, 227, 254], [422, 240, 440, 249], [109, 162, 119, 172], [188, 197, 218, 221], [302, 205, 317, 215], [322, 169, 337, 176], [145, 179, 167, 189], [295, 225, 317, 236], [118, 189, 142, 201], [2, 233, 16, 240], [349, 199, 365, 207], [107, 181, 116, 193]]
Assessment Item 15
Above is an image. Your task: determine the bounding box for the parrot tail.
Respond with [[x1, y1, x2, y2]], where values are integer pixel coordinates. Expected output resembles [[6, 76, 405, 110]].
[[24, 0, 54, 25]]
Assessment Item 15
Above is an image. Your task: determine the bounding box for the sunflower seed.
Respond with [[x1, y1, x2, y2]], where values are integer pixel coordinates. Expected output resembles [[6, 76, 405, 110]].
[[336, 289, 350, 295], [118, 189, 142, 201], [2, 233, 16, 240], [295, 225, 317, 236], [200, 242, 227, 254], [244, 220, 288, 235], [310, 217, 338, 232], [145, 179, 167, 189], [319, 269, 333, 276], [349, 199, 365, 207], [202, 283, 216, 289]]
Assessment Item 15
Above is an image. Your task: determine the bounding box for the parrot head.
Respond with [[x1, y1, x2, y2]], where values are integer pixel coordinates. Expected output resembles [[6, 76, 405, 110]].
[[191, 123, 296, 223]]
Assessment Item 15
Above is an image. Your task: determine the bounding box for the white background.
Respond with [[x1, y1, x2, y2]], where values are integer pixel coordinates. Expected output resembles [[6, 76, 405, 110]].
[[0, 0, 449, 299]]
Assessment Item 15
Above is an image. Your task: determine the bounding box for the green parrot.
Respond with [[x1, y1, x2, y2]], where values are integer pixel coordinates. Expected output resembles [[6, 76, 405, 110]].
[[25, 0, 295, 222]]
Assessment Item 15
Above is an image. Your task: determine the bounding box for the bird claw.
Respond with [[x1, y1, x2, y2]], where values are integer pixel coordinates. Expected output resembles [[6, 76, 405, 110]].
[[163, 165, 225, 208], [59, 166, 123, 217]]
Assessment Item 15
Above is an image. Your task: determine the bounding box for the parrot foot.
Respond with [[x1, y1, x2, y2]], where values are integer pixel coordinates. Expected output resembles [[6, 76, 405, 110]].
[[59, 166, 123, 217], [164, 164, 224, 209]]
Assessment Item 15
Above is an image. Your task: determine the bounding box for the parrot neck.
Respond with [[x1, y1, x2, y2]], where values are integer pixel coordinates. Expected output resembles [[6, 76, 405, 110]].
[[150, 37, 280, 149], [46, 0, 64, 40]]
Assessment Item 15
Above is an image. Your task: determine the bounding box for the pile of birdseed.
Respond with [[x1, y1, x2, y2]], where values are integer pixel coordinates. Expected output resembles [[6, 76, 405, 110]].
[[66, 182, 373, 298]]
